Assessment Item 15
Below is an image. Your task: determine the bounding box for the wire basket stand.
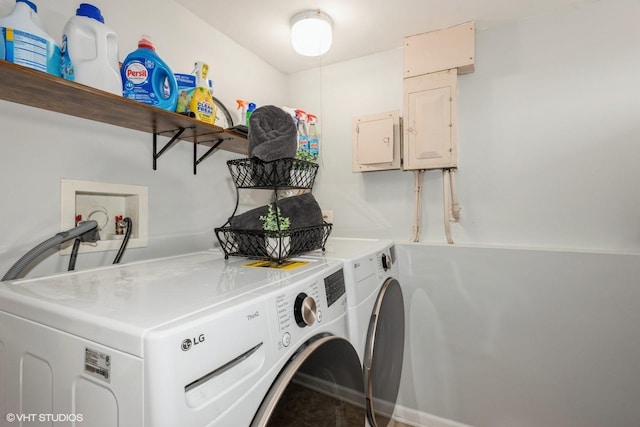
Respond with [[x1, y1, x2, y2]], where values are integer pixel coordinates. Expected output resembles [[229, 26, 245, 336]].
[[215, 158, 332, 263]]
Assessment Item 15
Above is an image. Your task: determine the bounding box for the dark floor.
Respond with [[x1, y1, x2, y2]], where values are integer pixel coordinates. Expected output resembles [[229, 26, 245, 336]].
[[264, 382, 414, 427]]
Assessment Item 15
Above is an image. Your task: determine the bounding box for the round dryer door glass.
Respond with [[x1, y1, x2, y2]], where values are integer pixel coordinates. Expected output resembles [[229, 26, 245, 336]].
[[364, 277, 405, 427], [251, 336, 365, 427]]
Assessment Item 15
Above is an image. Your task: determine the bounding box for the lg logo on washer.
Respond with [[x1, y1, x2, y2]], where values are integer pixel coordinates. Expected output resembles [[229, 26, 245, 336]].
[[181, 334, 206, 351]]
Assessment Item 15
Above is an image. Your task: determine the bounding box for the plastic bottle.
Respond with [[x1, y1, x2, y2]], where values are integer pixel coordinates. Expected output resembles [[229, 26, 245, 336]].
[[188, 61, 215, 124], [281, 106, 297, 124], [246, 102, 256, 126], [236, 99, 248, 126], [121, 35, 178, 111], [0, 29, 5, 60], [307, 113, 319, 160], [61, 3, 122, 96], [295, 109, 309, 156], [0, 0, 62, 76]]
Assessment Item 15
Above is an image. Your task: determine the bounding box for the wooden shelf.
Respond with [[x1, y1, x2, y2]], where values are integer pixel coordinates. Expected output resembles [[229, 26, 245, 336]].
[[0, 59, 248, 157]]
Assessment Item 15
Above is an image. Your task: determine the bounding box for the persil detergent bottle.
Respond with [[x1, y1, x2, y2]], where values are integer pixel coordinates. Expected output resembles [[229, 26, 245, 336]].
[[0, 0, 62, 76], [61, 3, 122, 96], [121, 35, 178, 111]]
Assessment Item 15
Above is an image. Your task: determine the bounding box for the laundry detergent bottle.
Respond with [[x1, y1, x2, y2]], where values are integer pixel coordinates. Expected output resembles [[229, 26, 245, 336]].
[[121, 35, 178, 111], [0, 28, 5, 60], [61, 3, 122, 96], [0, 0, 62, 76], [189, 61, 215, 124]]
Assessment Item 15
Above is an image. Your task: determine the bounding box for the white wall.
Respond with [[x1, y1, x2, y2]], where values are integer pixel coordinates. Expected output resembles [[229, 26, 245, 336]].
[[2, 0, 640, 425], [289, 0, 640, 253], [287, 1, 640, 426], [0, 0, 286, 278], [398, 243, 640, 427]]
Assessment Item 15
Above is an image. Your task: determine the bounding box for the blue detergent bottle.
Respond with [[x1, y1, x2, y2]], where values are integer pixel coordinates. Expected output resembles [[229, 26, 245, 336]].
[[121, 35, 178, 111]]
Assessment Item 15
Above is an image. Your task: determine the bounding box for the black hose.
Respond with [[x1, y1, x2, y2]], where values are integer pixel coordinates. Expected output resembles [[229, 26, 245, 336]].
[[113, 217, 132, 264], [68, 238, 81, 271], [2, 220, 99, 281]]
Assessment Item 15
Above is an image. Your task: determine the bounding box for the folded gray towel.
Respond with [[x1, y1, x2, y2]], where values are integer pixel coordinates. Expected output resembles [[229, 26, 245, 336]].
[[230, 193, 323, 230], [248, 105, 298, 161]]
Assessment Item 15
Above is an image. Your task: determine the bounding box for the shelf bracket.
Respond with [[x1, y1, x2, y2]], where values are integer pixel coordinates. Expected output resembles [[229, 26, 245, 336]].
[[153, 127, 190, 170], [193, 136, 229, 175]]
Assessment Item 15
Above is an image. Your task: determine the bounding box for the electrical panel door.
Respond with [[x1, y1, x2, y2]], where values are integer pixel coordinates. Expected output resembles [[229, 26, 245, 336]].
[[404, 21, 475, 78], [403, 68, 457, 170], [352, 111, 401, 172]]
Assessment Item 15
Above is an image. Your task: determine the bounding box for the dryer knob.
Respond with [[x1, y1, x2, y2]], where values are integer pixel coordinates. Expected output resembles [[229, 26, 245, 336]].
[[381, 253, 392, 271], [294, 293, 317, 327]]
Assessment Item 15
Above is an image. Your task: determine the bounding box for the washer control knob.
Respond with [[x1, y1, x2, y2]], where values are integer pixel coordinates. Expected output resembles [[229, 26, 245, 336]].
[[381, 253, 392, 271], [294, 293, 316, 327], [282, 332, 291, 347]]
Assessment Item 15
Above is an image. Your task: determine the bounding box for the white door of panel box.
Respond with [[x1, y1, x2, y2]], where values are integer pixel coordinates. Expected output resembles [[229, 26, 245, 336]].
[[404, 21, 475, 78], [352, 111, 401, 172], [403, 68, 457, 170]]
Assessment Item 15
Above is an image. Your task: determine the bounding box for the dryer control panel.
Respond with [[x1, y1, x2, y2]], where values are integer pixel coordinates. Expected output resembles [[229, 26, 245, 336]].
[[269, 265, 347, 354]]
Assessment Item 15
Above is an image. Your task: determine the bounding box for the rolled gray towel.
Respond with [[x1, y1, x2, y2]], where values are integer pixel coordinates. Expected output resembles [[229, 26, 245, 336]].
[[230, 193, 323, 231], [248, 105, 298, 161]]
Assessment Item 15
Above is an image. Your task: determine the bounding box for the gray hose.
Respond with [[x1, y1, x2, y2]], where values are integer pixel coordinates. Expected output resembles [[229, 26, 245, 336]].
[[2, 220, 98, 282]]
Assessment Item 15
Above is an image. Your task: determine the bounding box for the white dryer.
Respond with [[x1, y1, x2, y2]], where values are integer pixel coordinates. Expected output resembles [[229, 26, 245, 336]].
[[305, 238, 405, 427], [0, 251, 368, 427]]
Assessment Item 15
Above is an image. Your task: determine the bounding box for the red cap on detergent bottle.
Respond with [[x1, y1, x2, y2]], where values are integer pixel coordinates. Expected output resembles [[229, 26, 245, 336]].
[[137, 35, 155, 50]]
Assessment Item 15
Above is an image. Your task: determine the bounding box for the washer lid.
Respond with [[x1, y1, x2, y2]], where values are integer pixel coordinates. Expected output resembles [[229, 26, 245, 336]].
[[363, 277, 405, 427], [0, 251, 333, 356]]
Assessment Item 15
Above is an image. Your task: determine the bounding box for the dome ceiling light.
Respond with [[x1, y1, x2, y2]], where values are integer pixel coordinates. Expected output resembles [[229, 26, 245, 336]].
[[290, 10, 333, 57]]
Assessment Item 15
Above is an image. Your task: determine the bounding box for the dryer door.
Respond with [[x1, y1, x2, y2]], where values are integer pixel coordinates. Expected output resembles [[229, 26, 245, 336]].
[[364, 277, 405, 427], [251, 335, 366, 427]]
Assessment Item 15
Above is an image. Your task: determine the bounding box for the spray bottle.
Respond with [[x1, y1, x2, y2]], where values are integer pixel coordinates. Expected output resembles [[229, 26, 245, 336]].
[[295, 109, 309, 156], [189, 61, 215, 124], [307, 113, 319, 160], [281, 106, 297, 124], [236, 99, 248, 126]]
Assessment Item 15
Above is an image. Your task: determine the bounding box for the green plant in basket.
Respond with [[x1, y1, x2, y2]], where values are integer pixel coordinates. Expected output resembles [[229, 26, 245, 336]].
[[294, 149, 316, 162], [291, 149, 317, 187], [259, 204, 291, 235]]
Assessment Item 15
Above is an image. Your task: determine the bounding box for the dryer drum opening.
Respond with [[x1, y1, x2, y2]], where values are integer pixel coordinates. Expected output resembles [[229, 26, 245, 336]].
[[251, 336, 366, 427]]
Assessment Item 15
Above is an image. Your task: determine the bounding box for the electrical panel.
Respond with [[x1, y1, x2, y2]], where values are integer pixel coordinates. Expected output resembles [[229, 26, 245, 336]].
[[352, 111, 401, 172], [403, 68, 457, 170], [404, 21, 475, 78]]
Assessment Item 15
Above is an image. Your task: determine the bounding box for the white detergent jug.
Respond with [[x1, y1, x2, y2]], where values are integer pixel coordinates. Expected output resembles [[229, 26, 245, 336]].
[[0, 0, 61, 76], [62, 3, 122, 95]]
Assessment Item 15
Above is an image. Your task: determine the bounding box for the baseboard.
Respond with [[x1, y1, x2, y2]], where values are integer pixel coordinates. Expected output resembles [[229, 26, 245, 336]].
[[293, 372, 365, 409], [392, 405, 474, 427]]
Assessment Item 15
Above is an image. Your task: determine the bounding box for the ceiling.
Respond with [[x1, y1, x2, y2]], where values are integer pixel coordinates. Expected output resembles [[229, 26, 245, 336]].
[[175, 0, 596, 74]]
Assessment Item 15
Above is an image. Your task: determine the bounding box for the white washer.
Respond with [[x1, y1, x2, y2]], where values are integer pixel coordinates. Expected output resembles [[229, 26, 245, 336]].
[[0, 251, 365, 427], [305, 238, 405, 427]]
